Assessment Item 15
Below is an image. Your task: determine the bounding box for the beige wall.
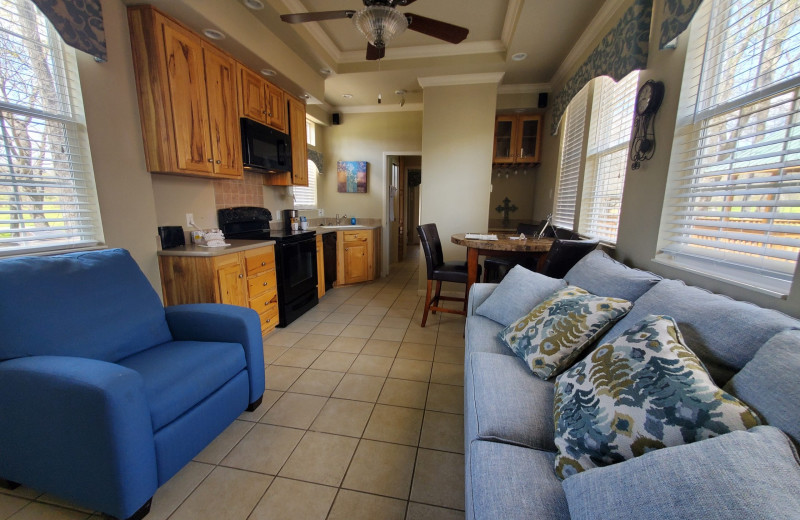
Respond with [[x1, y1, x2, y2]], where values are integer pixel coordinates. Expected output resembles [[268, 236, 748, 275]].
[[319, 111, 423, 221], [419, 82, 498, 291], [77, 0, 160, 291], [535, 0, 800, 318]]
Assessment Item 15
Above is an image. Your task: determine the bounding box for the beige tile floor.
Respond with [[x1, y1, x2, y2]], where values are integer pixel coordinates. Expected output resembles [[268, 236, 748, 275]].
[[0, 247, 467, 520]]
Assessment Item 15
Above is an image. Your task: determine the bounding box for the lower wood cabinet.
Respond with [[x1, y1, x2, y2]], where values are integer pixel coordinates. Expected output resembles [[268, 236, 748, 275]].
[[336, 228, 381, 286], [158, 245, 279, 335], [316, 234, 325, 298]]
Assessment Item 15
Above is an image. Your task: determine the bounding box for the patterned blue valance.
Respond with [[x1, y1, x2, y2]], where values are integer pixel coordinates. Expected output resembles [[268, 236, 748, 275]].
[[659, 0, 704, 49], [308, 149, 323, 173], [31, 0, 107, 62], [550, 0, 652, 135]]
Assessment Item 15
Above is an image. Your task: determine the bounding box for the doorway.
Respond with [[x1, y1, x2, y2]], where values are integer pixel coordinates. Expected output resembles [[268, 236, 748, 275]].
[[383, 152, 422, 275]]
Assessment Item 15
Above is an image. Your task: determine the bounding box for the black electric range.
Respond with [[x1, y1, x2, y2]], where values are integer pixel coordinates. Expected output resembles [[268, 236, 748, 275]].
[[218, 207, 318, 327]]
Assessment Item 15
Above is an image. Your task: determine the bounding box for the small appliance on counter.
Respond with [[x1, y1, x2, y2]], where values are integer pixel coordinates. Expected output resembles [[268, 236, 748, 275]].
[[158, 226, 185, 249], [282, 209, 299, 232], [218, 206, 318, 327]]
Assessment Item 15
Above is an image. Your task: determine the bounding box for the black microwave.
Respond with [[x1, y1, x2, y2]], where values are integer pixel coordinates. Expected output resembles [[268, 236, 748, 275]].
[[241, 117, 292, 174]]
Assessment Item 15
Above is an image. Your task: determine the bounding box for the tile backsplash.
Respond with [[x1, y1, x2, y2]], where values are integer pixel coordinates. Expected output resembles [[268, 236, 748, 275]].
[[214, 171, 264, 210]]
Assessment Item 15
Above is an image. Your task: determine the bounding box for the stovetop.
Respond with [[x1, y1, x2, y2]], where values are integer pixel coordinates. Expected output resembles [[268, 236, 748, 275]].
[[218, 206, 315, 243]]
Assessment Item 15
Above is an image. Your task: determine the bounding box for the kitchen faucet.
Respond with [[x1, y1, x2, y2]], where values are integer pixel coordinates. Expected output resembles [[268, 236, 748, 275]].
[[335, 214, 347, 225]]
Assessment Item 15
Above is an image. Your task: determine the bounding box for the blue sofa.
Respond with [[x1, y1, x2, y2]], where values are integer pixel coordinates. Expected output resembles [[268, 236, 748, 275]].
[[0, 249, 265, 520], [464, 251, 800, 519]]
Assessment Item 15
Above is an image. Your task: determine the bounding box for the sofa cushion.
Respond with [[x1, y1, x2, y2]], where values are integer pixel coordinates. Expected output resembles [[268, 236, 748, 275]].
[[562, 426, 800, 520], [469, 440, 570, 520], [467, 352, 556, 451], [554, 315, 761, 479], [0, 248, 172, 362], [466, 315, 514, 356], [725, 329, 800, 446], [564, 250, 660, 301], [500, 286, 631, 379], [475, 265, 567, 326], [118, 341, 247, 431], [601, 278, 800, 385]]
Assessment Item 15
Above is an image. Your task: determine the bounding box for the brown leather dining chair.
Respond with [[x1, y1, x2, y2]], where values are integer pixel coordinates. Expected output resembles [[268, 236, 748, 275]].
[[417, 223, 482, 327], [536, 237, 600, 279]]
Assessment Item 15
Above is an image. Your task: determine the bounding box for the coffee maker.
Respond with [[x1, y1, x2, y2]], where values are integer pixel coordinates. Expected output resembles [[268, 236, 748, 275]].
[[282, 209, 299, 232]]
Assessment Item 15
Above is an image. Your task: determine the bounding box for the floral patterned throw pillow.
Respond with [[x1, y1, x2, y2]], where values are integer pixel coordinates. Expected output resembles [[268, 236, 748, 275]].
[[553, 315, 761, 480], [499, 286, 632, 379]]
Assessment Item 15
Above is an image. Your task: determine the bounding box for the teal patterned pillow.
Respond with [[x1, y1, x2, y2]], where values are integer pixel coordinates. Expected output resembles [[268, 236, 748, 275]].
[[553, 315, 762, 480], [499, 286, 632, 379]]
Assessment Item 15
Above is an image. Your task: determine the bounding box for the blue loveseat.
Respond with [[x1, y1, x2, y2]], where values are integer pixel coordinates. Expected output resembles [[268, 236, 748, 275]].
[[464, 250, 800, 519], [0, 248, 265, 519]]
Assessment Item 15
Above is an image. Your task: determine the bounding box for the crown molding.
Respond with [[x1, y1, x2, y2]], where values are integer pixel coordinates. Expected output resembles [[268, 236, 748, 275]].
[[550, 0, 631, 88], [418, 72, 505, 88], [336, 103, 424, 114], [339, 40, 505, 63], [279, 0, 343, 62], [500, 0, 524, 50], [497, 83, 551, 95]]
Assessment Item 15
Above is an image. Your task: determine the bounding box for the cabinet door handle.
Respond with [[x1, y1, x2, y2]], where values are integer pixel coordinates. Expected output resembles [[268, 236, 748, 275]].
[[263, 282, 268, 286], [261, 261, 266, 266], [216, 160, 221, 164], [238, 274, 243, 278], [208, 158, 213, 163]]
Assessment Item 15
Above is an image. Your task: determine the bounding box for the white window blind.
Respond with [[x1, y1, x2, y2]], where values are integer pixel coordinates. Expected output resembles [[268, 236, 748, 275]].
[[293, 159, 317, 208], [0, 0, 101, 256], [553, 87, 588, 229], [657, 0, 800, 295], [578, 72, 639, 243]]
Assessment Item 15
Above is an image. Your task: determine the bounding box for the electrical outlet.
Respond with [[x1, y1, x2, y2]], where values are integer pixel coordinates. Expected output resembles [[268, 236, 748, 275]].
[[186, 213, 195, 227], [318, 209, 324, 216]]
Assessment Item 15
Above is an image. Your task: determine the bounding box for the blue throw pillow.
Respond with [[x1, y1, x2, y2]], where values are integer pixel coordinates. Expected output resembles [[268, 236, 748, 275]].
[[562, 426, 800, 520], [564, 250, 660, 302], [554, 315, 761, 479], [475, 265, 566, 326]]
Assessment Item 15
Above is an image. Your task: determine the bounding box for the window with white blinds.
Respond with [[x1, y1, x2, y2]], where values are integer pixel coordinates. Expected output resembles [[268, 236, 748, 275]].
[[657, 0, 800, 295], [293, 159, 318, 208], [0, 0, 101, 256], [578, 72, 639, 243], [553, 87, 588, 229]]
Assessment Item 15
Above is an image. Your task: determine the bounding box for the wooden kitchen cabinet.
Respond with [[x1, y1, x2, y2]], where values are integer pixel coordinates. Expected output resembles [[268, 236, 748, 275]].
[[158, 245, 279, 335], [316, 234, 325, 298], [336, 228, 380, 286], [128, 6, 242, 178], [238, 65, 286, 133], [263, 95, 308, 187], [493, 114, 542, 164]]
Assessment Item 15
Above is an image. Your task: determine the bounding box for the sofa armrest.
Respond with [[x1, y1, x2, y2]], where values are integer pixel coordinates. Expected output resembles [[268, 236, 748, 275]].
[[0, 356, 157, 519], [165, 304, 265, 405], [467, 283, 498, 317]]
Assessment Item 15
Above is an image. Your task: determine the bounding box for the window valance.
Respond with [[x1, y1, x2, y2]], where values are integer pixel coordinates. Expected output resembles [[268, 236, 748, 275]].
[[31, 0, 106, 62], [550, 0, 652, 135], [308, 149, 324, 173], [659, 0, 705, 48]]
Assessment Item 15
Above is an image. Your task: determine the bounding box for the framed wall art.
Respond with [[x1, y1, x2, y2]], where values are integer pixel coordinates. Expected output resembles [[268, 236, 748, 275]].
[[337, 161, 368, 193]]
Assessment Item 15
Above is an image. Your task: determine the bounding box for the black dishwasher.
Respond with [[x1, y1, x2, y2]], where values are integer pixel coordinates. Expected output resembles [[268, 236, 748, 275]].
[[323, 232, 337, 290]]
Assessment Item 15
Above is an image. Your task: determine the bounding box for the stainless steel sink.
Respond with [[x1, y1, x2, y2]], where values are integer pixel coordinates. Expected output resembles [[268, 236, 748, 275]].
[[319, 225, 358, 229]]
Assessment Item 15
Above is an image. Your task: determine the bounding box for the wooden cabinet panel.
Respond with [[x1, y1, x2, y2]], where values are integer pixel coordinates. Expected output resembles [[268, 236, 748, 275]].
[[343, 241, 369, 284], [203, 43, 242, 177], [492, 114, 542, 164], [247, 269, 277, 297], [161, 20, 213, 175], [336, 229, 377, 286], [288, 96, 307, 186], [266, 83, 286, 132], [316, 234, 325, 298], [245, 246, 275, 275], [239, 66, 267, 124], [216, 262, 246, 306], [128, 6, 242, 178]]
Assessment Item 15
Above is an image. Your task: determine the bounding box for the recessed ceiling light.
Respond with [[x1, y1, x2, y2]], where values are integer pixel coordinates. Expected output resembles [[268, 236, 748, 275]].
[[342, 94, 353, 99], [511, 52, 527, 61], [203, 28, 225, 40], [302, 94, 310, 99], [260, 69, 276, 77], [515, 108, 526, 113], [243, 0, 264, 9], [320, 68, 332, 75]]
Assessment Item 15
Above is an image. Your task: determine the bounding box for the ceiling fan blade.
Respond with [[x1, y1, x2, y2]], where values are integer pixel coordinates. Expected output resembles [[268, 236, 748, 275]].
[[366, 43, 385, 61], [280, 10, 355, 24], [405, 13, 468, 44]]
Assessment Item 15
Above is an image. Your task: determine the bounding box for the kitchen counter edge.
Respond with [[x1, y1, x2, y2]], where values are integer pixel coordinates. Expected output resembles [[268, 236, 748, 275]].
[[157, 239, 277, 257]]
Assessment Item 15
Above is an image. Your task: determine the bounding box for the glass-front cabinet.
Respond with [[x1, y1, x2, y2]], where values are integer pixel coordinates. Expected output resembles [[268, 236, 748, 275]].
[[492, 114, 542, 164]]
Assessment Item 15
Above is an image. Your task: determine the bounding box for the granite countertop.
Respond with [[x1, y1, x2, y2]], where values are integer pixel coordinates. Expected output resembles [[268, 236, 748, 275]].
[[311, 225, 380, 234], [157, 239, 276, 257]]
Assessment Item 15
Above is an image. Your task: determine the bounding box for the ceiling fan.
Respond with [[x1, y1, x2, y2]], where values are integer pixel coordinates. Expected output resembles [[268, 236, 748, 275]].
[[280, 0, 469, 60]]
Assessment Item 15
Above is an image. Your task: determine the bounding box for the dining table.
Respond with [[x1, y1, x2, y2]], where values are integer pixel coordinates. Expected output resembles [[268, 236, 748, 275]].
[[451, 233, 555, 294]]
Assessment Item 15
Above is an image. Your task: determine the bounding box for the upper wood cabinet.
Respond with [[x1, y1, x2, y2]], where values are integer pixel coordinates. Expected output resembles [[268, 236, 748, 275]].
[[128, 6, 242, 178], [493, 114, 542, 164], [263, 95, 308, 187], [238, 65, 286, 132]]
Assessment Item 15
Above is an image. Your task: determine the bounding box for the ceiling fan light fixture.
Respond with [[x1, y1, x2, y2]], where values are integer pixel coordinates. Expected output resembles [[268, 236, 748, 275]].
[[352, 6, 408, 49], [242, 0, 264, 10]]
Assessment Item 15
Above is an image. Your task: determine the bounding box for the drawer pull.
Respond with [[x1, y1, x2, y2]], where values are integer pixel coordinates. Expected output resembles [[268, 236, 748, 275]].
[[238, 274, 243, 278], [261, 261, 266, 266], [263, 282, 268, 286]]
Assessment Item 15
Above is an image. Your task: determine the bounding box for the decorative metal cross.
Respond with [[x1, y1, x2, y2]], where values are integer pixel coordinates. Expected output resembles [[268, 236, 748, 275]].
[[495, 197, 518, 227]]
